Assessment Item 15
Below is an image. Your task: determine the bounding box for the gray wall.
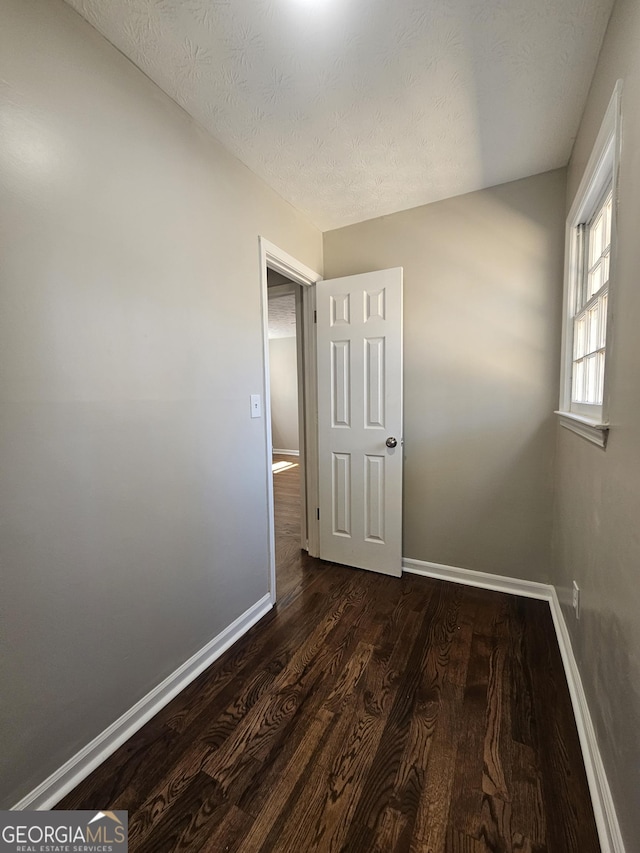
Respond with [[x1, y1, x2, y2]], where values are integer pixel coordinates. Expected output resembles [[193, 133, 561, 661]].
[[324, 170, 566, 581], [0, 0, 321, 807], [269, 337, 299, 453], [551, 0, 640, 844]]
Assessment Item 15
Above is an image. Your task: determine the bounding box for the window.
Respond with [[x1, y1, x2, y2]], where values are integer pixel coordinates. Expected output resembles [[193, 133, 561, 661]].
[[571, 187, 611, 410], [557, 81, 622, 447]]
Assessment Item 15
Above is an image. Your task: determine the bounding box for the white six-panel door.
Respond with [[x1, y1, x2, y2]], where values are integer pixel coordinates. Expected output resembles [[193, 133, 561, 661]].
[[316, 268, 403, 576]]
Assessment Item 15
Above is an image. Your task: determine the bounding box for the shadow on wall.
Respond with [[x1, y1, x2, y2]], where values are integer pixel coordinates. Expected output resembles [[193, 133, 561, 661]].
[[404, 418, 556, 579], [406, 182, 563, 580]]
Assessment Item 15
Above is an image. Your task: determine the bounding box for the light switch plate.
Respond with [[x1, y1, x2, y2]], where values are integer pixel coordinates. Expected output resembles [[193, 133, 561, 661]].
[[250, 394, 262, 418]]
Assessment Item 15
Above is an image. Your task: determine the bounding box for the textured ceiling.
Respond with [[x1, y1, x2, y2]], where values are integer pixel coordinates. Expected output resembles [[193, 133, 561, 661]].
[[65, 0, 615, 230]]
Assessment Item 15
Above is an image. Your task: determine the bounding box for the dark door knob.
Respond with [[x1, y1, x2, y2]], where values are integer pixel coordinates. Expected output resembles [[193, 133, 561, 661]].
[[386, 437, 397, 448]]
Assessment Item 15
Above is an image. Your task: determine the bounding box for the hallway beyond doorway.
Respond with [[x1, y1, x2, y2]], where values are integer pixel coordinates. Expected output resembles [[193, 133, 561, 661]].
[[272, 452, 304, 601]]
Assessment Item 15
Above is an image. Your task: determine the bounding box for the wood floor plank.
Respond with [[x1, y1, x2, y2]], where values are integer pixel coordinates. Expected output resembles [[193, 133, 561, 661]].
[[525, 601, 600, 852], [234, 598, 382, 819], [56, 458, 600, 853], [265, 610, 424, 853], [369, 806, 409, 853], [133, 772, 223, 853], [254, 614, 418, 851], [340, 583, 465, 850], [446, 629, 493, 841], [197, 805, 253, 853], [56, 716, 181, 812], [202, 613, 354, 797], [408, 610, 474, 853], [123, 580, 363, 846], [476, 634, 517, 853], [234, 709, 335, 853]]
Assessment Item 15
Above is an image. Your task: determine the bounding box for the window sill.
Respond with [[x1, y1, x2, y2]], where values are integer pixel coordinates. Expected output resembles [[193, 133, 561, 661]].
[[555, 411, 609, 447]]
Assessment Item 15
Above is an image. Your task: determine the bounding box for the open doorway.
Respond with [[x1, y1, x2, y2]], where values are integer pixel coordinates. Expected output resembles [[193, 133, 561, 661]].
[[259, 238, 322, 605], [267, 272, 304, 598], [267, 272, 301, 458]]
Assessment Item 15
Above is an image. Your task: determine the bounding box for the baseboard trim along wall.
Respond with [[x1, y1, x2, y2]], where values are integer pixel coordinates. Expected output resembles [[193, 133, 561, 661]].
[[546, 587, 626, 853], [13, 593, 273, 811], [272, 449, 300, 456], [402, 557, 625, 853], [402, 557, 552, 600]]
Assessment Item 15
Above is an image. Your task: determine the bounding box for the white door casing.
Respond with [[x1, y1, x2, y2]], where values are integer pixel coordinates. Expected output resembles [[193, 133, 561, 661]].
[[317, 268, 403, 576], [259, 237, 322, 605]]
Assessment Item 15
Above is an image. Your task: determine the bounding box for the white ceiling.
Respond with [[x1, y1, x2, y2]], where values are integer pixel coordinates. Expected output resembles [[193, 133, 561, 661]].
[[66, 0, 615, 231]]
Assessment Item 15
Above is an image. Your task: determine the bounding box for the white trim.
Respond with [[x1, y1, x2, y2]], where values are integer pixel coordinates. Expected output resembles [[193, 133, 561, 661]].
[[568, 80, 622, 226], [402, 557, 552, 600], [259, 237, 322, 607], [272, 449, 300, 456], [300, 271, 319, 557], [260, 240, 319, 287], [12, 594, 272, 811], [548, 589, 626, 853], [293, 283, 307, 549], [555, 410, 609, 447], [559, 80, 622, 427], [402, 557, 625, 852]]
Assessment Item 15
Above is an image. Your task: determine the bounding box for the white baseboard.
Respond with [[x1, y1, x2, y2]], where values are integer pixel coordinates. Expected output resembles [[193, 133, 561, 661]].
[[402, 556, 625, 853], [13, 593, 273, 811], [547, 589, 626, 853], [272, 449, 300, 456], [402, 557, 552, 600]]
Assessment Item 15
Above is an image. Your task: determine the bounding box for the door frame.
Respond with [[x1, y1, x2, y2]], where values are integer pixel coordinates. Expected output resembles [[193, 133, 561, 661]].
[[259, 237, 322, 604]]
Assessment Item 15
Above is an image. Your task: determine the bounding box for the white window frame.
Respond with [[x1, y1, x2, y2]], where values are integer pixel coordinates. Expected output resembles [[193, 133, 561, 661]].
[[557, 80, 622, 448]]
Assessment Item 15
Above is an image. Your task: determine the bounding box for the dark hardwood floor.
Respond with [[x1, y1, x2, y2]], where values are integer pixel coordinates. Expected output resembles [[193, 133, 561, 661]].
[[272, 454, 305, 601], [57, 454, 600, 852]]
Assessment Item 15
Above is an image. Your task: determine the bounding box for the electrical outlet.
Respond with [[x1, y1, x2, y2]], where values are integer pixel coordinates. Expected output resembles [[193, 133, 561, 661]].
[[572, 581, 581, 619]]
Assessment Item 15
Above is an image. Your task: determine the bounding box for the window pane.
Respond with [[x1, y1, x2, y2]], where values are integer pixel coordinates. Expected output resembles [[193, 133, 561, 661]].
[[602, 253, 610, 288], [600, 292, 608, 348], [576, 224, 587, 312], [604, 194, 613, 245], [574, 314, 586, 359], [588, 261, 603, 299], [585, 189, 613, 301], [587, 304, 600, 354], [586, 354, 599, 403], [572, 359, 585, 402], [590, 213, 604, 266]]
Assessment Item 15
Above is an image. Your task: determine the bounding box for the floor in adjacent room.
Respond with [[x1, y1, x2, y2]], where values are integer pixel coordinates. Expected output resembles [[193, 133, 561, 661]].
[[57, 454, 600, 852]]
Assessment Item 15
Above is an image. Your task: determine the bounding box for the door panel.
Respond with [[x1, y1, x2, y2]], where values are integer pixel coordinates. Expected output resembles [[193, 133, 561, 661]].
[[331, 340, 351, 427], [332, 452, 351, 536], [317, 268, 403, 576]]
